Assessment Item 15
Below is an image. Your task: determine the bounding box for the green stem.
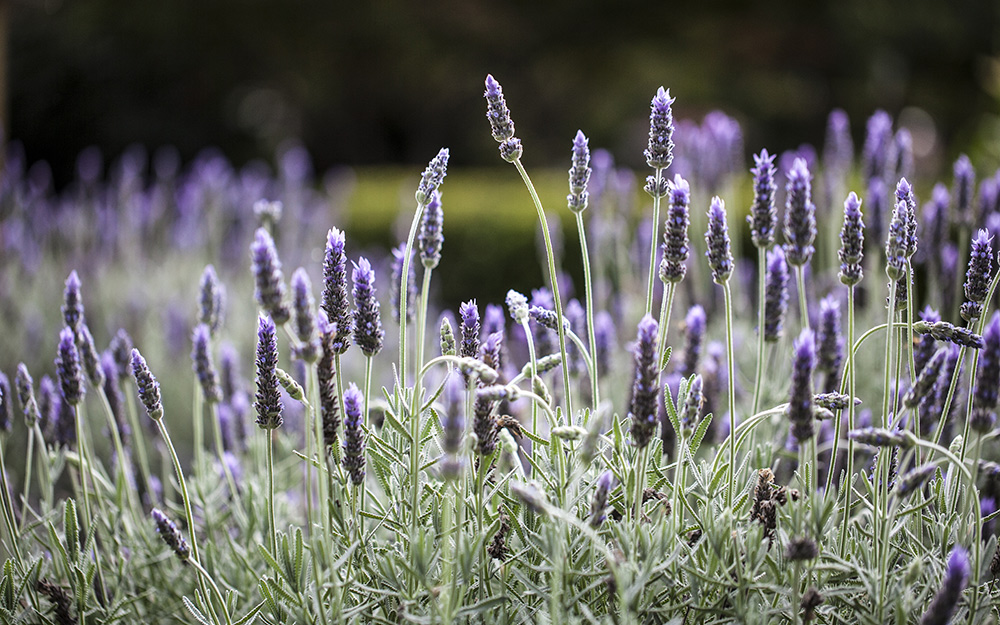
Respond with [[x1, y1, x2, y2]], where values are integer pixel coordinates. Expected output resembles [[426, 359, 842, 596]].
[[18, 428, 34, 532], [123, 389, 155, 503], [0, 438, 24, 565], [361, 356, 374, 515], [874, 277, 897, 617], [192, 373, 205, 475], [519, 320, 541, 442], [751, 246, 768, 417], [189, 558, 234, 625], [644, 167, 664, 315], [723, 282, 738, 510], [575, 211, 601, 407], [209, 400, 245, 524], [836, 286, 856, 555], [72, 404, 96, 538], [513, 157, 573, 420], [96, 386, 138, 522], [398, 199, 427, 389], [265, 429, 277, 555], [656, 282, 676, 371], [795, 265, 810, 332]]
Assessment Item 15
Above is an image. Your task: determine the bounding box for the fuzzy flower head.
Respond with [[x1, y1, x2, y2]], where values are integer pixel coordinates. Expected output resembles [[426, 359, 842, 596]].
[[972, 311, 1000, 433], [788, 328, 816, 442], [152, 508, 190, 563], [352, 257, 384, 357], [962, 228, 994, 323], [644, 87, 675, 169], [705, 196, 733, 283], [342, 383, 366, 486], [919, 546, 970, 625], [484, 75, 521, 162], [895, 177, 918, 259], [131, 348, 163, 421], [953, 155, 975, 226], [505, 289, 529, 325], [764, 246, 790, 342], [589, 470, 616, 528], [321, 227, 352, 355], [415, 148, 450, 206], [199, 264, 225, 335], [15, 363, 39, 426], [823, 109, 854, 175], [839, 192, 865, 286], [659, 174, 691, 284], [628, 315, 660, 449], [251, 228, 291, 325], [191, 323, 221, 403], [567, 130, 592, 213], [862, 110, 893, 183], [291, 267, 320, 362], [885, 199, 909, 281], [816, 296, 844, 378], [77, 324, 105, 389], [253, 315, 283, 430], [61, 271, 84, 332], [110, 329, 133, 380], [748, 149, 778, 249], [56, 327, 84, 406], [418, 191, 444, 269], [680, 304, 707, 377], [783, 158, 817, 267]]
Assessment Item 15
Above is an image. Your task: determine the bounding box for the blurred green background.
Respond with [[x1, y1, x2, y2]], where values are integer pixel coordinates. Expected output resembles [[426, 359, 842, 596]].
[[6, 0, 1000, 182]]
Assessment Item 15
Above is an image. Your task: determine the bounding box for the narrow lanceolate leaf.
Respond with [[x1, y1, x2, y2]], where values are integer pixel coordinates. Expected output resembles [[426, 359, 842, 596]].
[[64, 499, 79, 565], [664, 383, 682, 439], [689, 413, 714, 456], [182, 596, 214, 625], [660, 345, 672, 373]]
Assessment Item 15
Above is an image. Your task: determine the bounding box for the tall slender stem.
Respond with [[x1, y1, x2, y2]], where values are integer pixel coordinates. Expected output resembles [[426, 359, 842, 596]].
[[513, 157, 573, 420], [645, 167, 664, 315], [575, 211, 600, 407], [0, 438, 23, 564], [752, 247, 767, 415], [398, 200, 427, 389], [656, 282, 677, 371], [265, 429, 277, 555], [795, 265, 810, 332], [836, 286, 857, 555], [723, 282, 738, 509], [18, 430, 34, 532]]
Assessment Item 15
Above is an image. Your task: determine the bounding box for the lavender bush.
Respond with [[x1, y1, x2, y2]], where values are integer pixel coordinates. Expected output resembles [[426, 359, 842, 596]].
[[0, 76, 999, 625]]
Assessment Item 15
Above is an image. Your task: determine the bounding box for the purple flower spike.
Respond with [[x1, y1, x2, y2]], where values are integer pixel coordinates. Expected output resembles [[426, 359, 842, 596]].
[[484, 75, 522, 162], [251, 228, 291, 325], [77, 324, 105, 389], [460, 299, 481, 385], [895, 178, 918, 259], [885, 199, 909, 281], [56, 327, 84, 406], [342, 383, 366, 486], [110, 329, 133, 380], [892, 128, 914, 182], [419, 191, 444, 269], [15, 363, 39, 426], [748, 149, 778, 249], [867, 178, 888, 252], [321, 227, 352, 355], [0, 374, 11, 433], [816, 296, 844, 391], [782, 158, 817, 267], [659, 174, 691, 284], [199, 264, 225, 335], [823, 109, 854, 176], [589, 470, 616, 528], [191, 324, 221, 403], [317, 313, 340, 451], [680, 305, 707, 377], [254, 315, 283, 430], [839, 192, 865, 286], [919, 546, 970, 625], [862, 110, 893, 183], [131, 348, 163, 421], [962, 228, 994, 323], [705, 196, 733, 283], [644, 87, 675, 169], [788, 328, 816, 443], [152, 508, 190, 563], [594, 311, 614, 377], [62, 271, 84, 332], [953, 154, 975, 227], [629, 315, 660, 449], [415, 148, 450, 206], [764, 247, 790, 343], [351, 257, 384, 357], [291, 268, 320, 362], [972, 311, 1000, 433], [567, 130, 592, 213]]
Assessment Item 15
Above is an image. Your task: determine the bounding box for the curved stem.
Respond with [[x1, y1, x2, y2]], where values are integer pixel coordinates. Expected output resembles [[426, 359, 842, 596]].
[[751, 247, 767, 416], [189, 558, 233, 625], [513, 157, 573, 420], [398, 200, 427, 389], [575, 211, 601, 407]]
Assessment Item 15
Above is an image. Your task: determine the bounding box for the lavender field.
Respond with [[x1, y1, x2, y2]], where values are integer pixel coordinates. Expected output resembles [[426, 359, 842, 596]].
[[0, 75, 999, 624]]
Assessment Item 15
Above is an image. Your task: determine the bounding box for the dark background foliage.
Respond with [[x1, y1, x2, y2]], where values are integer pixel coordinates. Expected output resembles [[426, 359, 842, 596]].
[[8, 0, 1000, 184]]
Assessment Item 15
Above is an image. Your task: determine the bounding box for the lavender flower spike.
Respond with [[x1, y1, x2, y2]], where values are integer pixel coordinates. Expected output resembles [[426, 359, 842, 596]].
[[895, 178, 918, 259], [971, 311, 1000, 433], [254, 315, 283, 430], [439, 376, 465, 480], [56, 327, 85, 406], [251, 227, 291, 325], [788, 328, 816, 442], [913, 320, 985, 349], [589, 470, 616, 528], [484, 75, 522, 162], [885, 199, 909, 281], [351, 257, 384, 357], [567, 130, 591, 213], [764, 247, 790, 343], [953, 155, 975, 227], [816, 296, 844, 389], [629, 315, 660, 449], [317, 314, 340, 451], [199, 264, 225, 335], [415, 147, 450, 206], [418, 191, 444, 269], [151, 508, 190, 563], [961, 228, 994, 323], [321, 227, 352, 355], [659, 174, 691, 284], [839, 192, 865, 286], [61, 271, 84, 332], [15, 363, 40, 426], [77, 324, 105, 388], [460, 299, 481, 386], [705, 196, 733, 284], [918, 546, 970, 625], [748, 149, 778, 249], [342, 383, 366, 486], [191, 323, 221, 403], [131, 348, 163, 421], [644, 86, 675, 169], [782, 158, 817, 267], [680, 305, 707, 377], [0, 375, 10, 433]]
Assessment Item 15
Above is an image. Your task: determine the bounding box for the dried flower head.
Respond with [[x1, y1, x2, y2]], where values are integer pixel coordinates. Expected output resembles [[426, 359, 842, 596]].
[[784, 536, 819, 561]]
